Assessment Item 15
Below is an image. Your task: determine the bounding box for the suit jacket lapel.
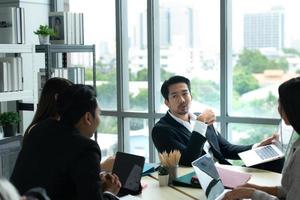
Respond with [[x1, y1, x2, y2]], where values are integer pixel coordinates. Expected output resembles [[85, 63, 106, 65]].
[[163, 112, 192, 137], [205, 126, 224, 159]]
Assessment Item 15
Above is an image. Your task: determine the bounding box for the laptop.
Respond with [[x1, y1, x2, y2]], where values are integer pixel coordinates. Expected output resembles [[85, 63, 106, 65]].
[[238, 120, 294, 167], [192, 154, 231, 200]]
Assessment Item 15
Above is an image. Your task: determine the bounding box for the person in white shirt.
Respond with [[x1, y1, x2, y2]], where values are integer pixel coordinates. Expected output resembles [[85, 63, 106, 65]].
[[152, 75, 284, 172]]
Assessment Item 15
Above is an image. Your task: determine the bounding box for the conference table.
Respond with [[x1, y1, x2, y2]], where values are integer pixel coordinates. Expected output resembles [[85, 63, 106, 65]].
[[135, 164, 282, 200]]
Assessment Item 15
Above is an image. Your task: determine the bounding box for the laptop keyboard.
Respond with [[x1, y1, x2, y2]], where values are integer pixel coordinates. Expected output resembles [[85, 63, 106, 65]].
[[255, 146, 279, 160]]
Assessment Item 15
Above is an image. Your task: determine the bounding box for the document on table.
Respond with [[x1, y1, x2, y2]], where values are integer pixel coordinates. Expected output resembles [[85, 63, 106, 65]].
[[119, 194, 142, 200]]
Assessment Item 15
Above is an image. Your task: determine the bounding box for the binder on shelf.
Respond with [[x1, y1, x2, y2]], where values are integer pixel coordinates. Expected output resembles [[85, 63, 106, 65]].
[[11, 59, 18, 91], [68, 67, 78, 83], [0, 62, 9, 92], [0, 57, 23, 92], [80, 13, 84, 44], [0, 7, 25, 44], [74, 13, 80, 45], [6, 62, 12, 92], [77, 67, 85, 84], [17, 57, 23, 91], [15, 7, 25, 44], [62, 68, 68, 79]]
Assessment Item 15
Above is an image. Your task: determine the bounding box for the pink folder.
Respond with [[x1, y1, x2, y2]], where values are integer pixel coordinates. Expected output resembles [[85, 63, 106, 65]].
[[216, 165, 251, 189]]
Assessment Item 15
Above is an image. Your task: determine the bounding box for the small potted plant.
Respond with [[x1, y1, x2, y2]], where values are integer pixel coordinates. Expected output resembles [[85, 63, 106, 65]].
[[0, 112, 20, 137], [158, 165, 169, 186], [34, 25, 56, 44]]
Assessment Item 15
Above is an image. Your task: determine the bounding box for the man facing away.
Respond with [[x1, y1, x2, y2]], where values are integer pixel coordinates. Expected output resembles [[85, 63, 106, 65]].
[[152, 75, 284, 173], [11, 84, 121, 200]]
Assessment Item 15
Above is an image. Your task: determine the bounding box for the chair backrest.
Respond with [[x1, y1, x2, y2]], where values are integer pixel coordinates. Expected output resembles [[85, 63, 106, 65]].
[[0, 135, 23, 179]]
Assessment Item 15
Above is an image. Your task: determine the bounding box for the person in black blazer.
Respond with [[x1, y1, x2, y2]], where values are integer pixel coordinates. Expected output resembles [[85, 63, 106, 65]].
[[11, 85, 121, 200], [152, 76, 284, 173]]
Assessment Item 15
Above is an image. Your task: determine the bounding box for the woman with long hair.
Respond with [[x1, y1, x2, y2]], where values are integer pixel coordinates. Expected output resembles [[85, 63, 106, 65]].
[[25, 77, 73, 135], [223, 77, 300, 200]]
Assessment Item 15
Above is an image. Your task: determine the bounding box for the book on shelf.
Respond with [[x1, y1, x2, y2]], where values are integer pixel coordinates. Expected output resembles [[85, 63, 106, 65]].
[[49, 12, 84, 45], [17, 57, 23, 91], [0, 62, 9, 92], [7, 62, 12, 91], [38, 67, 85, 96], [0, 7, 25, 44], [0, 57, 23, 92], [68, 67, 85, 84]]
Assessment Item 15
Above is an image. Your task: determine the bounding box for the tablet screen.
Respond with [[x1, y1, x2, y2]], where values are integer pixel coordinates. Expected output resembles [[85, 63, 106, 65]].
[[112, 152, 145, 192]]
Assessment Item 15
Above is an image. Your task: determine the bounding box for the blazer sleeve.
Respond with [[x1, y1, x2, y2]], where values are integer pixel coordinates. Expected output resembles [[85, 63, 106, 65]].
[[152, 124, 207, 166], [217, 133, 252, 160], [70, 145, 118, 200]]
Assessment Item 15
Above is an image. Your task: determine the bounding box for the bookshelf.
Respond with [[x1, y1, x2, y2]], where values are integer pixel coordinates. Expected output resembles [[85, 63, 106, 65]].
[[35, 44, 96, 86], [0, 44, 35, 102], [0, 44, 35, 137], [0, 44, 33, 53], [0, 91, 33, 102]]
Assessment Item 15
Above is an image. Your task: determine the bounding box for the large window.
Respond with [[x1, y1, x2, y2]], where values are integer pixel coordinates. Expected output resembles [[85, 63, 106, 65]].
[[69, 0, 117, 111], [229, 0, 300, 143], [67, 0, 300, 162], [126, 0, 148, 112], [158, 0, 220, 114], [69, 0, 118, 158]]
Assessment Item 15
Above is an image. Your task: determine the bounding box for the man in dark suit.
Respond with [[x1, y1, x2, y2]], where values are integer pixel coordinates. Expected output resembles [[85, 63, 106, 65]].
[[11, 85, 121, 200], [152, 76, 284, 173]]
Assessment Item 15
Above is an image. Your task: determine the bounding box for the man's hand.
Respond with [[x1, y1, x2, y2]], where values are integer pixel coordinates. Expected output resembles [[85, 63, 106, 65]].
[[100, 172, 121, 195], [100, 156, 115, 172], [222, 187, 255, 200], [257, 134, 279, 147], [197, 109, 216, 125]]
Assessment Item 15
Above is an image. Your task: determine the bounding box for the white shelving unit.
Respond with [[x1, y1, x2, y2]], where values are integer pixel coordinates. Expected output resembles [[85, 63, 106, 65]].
[[0, 91, 33, 102], [0, 44, 35, 103], [0, 44, 33, 53], [0, 44, 35, 133]]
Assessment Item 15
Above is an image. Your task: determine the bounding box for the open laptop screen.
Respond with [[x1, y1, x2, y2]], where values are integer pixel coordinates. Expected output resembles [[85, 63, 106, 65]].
[[238, 120, 294, 167], [192, 154, 225, 200]]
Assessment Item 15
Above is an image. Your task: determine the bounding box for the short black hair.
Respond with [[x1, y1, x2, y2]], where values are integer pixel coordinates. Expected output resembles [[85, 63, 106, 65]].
[[161, 75, 191, 100], [56, 84, 98, 126], [278, 77, 300, 135]]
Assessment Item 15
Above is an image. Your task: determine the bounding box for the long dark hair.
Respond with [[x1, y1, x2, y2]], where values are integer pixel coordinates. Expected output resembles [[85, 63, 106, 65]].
[[278, 77, 300, 135], [25, 78, 73, 134]]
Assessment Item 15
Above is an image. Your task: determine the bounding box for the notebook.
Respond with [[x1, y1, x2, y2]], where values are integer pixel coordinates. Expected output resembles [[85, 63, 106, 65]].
[[142, 163, 159, 176], [238, 120, 294, 167], [192, 154, 230, 200], [172, 171, 202, 188], [215, 165, 251, 189]]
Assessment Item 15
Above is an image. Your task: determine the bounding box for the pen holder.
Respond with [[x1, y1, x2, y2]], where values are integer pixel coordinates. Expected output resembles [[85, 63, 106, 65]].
[[167, 165, 178, 184], [158, 174, 169, 186]]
